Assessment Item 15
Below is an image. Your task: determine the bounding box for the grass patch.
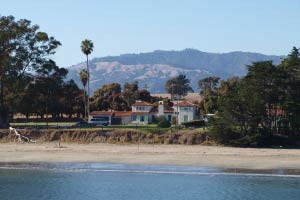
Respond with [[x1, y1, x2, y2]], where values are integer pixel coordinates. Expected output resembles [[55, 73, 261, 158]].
[[10, 122, 169, 134], [10, 122, 76, 126]]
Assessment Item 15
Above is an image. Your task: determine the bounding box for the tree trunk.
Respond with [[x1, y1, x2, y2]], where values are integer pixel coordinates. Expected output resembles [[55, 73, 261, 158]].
[[87, 55, 90, 120], [83, 86, 87, 120]]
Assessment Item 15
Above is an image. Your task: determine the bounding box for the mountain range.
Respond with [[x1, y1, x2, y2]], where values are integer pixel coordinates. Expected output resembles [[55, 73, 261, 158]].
[[67, 49, 283, 93]]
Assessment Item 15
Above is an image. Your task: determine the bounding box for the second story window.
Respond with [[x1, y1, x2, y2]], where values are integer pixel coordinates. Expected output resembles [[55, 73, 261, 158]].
[[136, 106, 145, 111]]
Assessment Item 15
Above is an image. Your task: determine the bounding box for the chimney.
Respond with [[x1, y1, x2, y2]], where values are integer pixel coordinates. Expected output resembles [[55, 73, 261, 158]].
[[158, 101, 164, 115]]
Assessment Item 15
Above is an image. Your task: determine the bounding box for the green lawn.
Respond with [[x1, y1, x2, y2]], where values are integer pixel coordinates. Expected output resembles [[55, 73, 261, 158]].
[[9, 122, 168, 133], [9, 122, 205, 134], [10, 122, 77, 127]]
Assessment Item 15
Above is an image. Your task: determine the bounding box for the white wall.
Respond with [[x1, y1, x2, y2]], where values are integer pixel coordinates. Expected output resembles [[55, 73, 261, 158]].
[[158, 101, 164, 115], [120, 116, 131, 125], [131, 114, 149, 124], [173, 106, 196, 124]]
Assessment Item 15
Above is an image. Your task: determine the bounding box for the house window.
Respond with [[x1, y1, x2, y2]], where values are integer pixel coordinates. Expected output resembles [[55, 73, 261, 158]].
[[136, 106, 145, 111], [132, 115, 137, 121], [152, 115, 156, 121], [141, 115, 144, 122], [168, 115, 172, 121], [184, 107, 189, 111], [184, 115, 188, 122]]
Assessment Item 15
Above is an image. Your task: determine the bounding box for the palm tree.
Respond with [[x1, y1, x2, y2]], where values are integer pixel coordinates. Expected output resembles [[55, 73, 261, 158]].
[[79, 69, 88, 119], [80, 39, 94, 119]]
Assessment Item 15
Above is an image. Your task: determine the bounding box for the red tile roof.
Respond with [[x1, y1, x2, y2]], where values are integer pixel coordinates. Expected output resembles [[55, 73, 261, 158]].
[[114, 111, 132, 117], [173, 101, 196, 107], [132, 101, 153, 106]]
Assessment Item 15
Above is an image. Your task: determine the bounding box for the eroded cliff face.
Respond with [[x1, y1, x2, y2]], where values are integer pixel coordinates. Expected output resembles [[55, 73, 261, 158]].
[[0, 129, 212, 145]]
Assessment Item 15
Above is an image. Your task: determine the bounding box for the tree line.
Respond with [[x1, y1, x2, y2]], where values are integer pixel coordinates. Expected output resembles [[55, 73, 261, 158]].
[[199, 48, 300, 147]]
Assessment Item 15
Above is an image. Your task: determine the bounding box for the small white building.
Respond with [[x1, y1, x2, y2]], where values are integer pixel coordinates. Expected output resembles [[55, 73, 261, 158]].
[[131, 101, 154, 124], [173, 101, 199, 124]]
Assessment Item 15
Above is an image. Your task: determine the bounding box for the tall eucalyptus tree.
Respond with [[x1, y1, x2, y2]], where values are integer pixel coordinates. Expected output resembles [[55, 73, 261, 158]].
[[0, 15, 61, 127]]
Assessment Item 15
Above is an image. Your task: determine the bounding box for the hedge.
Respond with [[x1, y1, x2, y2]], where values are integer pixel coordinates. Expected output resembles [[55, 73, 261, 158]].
[[182, 120, 205, 127]]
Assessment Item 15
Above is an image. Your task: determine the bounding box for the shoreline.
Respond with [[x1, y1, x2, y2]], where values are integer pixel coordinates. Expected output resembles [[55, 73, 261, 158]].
[[1, 142, 300, 171], [1, 162, 300, 176]]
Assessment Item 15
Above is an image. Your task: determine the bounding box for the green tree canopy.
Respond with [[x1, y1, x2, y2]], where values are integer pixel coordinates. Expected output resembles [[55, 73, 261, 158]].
[[165, 75, 193, 99], [81, 39, 94, 56], [0, 15, 61, 127], [79, 69, 88, 88], [198, 76, 220, 95], [79, 69, 88, 119], [210, 47, 300, 146], [91, 83, 124, 111], [198, 76, 220, 114]]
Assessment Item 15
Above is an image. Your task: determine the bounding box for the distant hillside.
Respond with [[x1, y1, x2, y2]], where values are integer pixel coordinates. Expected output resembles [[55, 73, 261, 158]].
[[68, 49, 283, 93]]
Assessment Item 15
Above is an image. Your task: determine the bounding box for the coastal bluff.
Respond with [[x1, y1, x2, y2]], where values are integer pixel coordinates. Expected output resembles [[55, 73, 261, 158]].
[[0, 129, 210, 145]]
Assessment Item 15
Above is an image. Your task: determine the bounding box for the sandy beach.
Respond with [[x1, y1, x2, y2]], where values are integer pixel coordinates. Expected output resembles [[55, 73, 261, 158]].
[[1, 142, 300, 170]]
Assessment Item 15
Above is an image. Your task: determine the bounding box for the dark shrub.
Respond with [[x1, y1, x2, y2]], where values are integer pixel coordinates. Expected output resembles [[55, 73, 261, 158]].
[[157, 116, 171, 128], [209, 119, 241, 144], [182, 120, 205, 128]]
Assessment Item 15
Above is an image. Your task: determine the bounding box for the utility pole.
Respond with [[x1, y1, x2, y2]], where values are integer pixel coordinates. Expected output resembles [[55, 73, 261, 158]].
[[172, 84, 179, 130], [176, 94, 179, 130]]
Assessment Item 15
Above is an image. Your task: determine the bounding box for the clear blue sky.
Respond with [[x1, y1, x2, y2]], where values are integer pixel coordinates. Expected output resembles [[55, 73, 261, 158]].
[[1, 0, 299, 67]]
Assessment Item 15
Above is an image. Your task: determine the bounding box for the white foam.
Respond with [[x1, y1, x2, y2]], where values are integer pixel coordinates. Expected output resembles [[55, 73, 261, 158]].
[[1, 165, 300, 178]]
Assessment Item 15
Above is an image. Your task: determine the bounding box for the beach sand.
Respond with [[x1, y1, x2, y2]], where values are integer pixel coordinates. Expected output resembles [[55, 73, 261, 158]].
[[1, 142, 300, 170]]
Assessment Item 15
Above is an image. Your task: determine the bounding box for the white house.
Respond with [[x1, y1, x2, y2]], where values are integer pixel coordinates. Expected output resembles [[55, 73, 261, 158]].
[[89, 100, 199, 125], [131, 100, 174, 124], [172, 101, 199, 124]]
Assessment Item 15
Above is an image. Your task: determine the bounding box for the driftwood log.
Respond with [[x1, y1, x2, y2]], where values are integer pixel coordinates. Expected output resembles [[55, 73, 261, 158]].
[[9, 127, 36, 143]]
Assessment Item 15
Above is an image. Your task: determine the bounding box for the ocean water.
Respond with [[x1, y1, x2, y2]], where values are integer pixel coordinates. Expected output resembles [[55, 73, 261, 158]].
[[0, 163, 300, 200]]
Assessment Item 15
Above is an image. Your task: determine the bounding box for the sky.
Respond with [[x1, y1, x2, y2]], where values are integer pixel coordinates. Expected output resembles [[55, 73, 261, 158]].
[[1, 0, 299, 68]]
